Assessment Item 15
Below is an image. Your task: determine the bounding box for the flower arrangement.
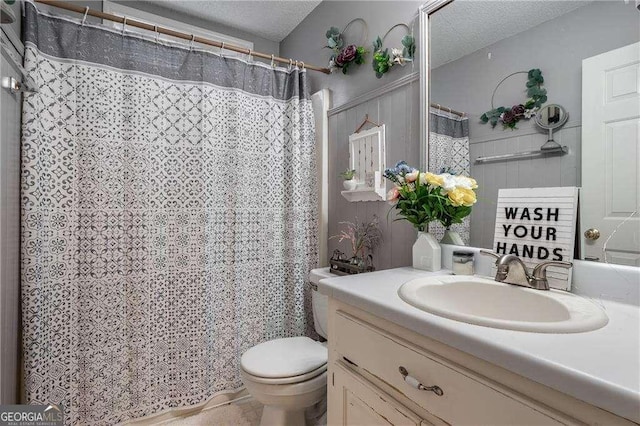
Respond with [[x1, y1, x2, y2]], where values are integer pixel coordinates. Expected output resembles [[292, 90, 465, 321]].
[[371, 29, 415, 78], [326, 25, 368, 75], [330, 216, 382, 261], [384, 161, 478, 231], [480, 69, 547, 130]]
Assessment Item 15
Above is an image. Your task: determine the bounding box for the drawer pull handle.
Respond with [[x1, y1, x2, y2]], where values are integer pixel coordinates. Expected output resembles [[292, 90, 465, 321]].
[[399, 366, 444, 396]]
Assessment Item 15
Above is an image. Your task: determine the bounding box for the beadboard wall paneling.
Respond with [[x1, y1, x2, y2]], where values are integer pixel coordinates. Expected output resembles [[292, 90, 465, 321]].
[[469, 125, 581, 249], [328, 82, 421, 270]]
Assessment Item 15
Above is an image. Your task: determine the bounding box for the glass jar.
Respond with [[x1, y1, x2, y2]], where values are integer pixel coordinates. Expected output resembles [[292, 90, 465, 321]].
[[452, 251, 474, 275]]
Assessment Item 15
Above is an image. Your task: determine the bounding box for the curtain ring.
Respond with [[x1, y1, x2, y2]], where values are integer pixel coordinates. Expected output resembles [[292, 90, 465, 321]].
[[121, 17, 128, 36], [247, 49, 253, 61], [288, 58, 293, 70], [81, 6, 89, 26], [190, 34, 196, 50], [220, 42, 225, 56], [270, 54, 275, 67], [300, 61, 305, 70], [154, 25, 159, 43]]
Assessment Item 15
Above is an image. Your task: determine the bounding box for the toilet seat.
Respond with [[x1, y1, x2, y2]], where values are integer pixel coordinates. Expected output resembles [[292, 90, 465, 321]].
[[241, 336, 327, 383], [241, 363, 327, 385]]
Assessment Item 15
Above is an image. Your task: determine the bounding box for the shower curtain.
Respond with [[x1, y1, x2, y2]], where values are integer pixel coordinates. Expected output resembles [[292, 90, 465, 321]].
[[428, 108, 470, 243], [20, 3, 317, 424]]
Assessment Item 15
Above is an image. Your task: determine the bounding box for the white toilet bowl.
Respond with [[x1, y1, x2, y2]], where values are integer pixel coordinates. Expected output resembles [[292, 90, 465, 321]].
[[240, 268, 333, 426], [241, 336, 328, 426], [241, 366, 327, 426]]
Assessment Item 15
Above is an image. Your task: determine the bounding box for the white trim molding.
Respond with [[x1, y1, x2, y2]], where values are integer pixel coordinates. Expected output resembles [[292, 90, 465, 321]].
[[327, 72, 419, 117]]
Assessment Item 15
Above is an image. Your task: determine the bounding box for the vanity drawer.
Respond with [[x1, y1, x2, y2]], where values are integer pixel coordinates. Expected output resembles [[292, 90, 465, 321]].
[[334, 311, 565, 425]]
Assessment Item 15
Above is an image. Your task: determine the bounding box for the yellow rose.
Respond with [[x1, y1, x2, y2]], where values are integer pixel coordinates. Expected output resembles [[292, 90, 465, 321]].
[[460, 188, 477, 206], [425, 172, 444, 187], [448, 187, 476, 207], [447, 188, 465, 206], [467, 177, 478, 189]]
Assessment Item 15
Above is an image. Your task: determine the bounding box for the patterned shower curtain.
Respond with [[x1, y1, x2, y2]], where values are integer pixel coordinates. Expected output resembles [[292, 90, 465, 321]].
[[20, 3, 317, 424], [428, 108, 471, 243]]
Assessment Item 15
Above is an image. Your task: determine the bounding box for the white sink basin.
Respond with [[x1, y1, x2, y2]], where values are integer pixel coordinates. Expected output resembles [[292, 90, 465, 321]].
[[398, 275, 609, 333]]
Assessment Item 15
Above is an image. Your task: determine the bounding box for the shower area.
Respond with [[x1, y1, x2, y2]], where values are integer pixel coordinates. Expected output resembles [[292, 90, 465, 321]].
[[13, 2, 320, 424]]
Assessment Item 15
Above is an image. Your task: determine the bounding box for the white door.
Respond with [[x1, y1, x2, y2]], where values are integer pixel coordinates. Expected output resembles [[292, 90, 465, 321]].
[[582, 42, 640, 266]]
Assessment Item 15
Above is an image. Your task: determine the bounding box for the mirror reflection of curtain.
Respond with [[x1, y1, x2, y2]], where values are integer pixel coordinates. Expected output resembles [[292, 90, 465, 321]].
[[428, 109, 470, 243]]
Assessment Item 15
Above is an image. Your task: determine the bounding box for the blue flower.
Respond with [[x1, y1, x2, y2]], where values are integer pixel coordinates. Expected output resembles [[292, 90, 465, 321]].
[[394, 161, 417, 175]]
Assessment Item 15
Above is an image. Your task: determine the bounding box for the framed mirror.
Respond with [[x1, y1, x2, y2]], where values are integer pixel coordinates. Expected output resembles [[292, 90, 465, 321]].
[[420, 0, 640, 266]]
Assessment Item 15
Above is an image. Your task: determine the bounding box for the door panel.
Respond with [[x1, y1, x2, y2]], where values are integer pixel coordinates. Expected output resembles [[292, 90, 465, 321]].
[[582, 42, 640, 265]]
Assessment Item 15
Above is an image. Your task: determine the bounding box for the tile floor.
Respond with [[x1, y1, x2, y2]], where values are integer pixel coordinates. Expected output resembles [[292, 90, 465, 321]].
[[163, 396, 327, 426]]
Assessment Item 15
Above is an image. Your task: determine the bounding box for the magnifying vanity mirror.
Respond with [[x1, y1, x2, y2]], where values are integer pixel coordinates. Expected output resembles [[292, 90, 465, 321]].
[[420, 0, 640, 267], [535, 104, 568, 151]]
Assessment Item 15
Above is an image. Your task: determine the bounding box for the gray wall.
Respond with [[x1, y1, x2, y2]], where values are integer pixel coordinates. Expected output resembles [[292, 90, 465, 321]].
[[281, 1, 423, 268], [0, 0, 23, 404], [327, 81, 421, 269], [430, 1, 640, 249]]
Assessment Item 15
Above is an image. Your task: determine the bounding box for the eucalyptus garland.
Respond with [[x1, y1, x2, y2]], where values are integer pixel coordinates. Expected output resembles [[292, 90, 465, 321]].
[[480, 69, 548, 130], [372, 24, 415, 78]]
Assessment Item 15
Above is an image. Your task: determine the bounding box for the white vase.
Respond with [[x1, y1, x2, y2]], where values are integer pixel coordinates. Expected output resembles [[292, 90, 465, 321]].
[[343, 179, 357, 191], [440, 228, 465, 246], [413, 231, 441, 271]]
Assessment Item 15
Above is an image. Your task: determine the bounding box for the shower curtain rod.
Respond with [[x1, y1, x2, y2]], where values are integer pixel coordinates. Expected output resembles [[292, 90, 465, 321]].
[[430, 103, 465, 118], [34, 0, 332, 74]]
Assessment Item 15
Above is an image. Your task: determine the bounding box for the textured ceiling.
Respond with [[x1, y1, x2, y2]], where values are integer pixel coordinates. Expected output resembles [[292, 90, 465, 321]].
[[430, 1, 591, 69], [140, 0, 322, 42]]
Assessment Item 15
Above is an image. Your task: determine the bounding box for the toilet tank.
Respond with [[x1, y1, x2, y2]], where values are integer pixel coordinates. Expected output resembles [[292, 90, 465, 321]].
[[309, 267, 332, 340]]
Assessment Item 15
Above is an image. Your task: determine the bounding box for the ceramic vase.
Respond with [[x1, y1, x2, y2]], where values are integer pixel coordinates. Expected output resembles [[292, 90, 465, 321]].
[[413, 231, 441, 271], [440, 228, 465, 246], [343, 179, 357, 191]]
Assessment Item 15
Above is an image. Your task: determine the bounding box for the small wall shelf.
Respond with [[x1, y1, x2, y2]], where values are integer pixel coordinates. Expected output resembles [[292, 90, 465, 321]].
[[341, 185, 386, 202], [342, 124, 386, 202], [474, 146, 567, 164]]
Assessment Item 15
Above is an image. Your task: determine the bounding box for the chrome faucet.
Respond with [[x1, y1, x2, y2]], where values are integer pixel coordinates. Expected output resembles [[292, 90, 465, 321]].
[[479, 250, 572, 290]]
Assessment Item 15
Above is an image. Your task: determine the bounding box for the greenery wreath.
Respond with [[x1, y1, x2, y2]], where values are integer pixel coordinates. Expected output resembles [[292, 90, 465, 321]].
[[325, 19, 368, 75], [480, 69, 548, 130], [372, 23, 415, 78]]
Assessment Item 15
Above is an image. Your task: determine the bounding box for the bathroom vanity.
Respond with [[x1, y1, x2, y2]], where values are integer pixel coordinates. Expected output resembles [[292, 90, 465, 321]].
[[318, 257, 640, 425]]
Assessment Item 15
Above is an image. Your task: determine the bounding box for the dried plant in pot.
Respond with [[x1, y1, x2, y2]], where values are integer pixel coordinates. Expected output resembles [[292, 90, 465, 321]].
[[329, 216, 382, 274]]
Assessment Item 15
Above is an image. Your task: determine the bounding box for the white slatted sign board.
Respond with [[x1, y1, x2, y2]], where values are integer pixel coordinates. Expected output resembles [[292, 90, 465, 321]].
[[349, 125, 385, 184], [343, 125, 386, 202], [492, 187, 579, 290]]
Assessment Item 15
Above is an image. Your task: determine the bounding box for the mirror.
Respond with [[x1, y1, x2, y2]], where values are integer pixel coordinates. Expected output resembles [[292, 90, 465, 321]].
[[421, 1, 640, 266], [535, 104, 568, 130], [535, 104, 568, 150]]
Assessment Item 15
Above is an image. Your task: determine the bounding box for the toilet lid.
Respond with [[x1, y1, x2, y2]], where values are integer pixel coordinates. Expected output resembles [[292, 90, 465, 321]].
[[241, 336, 328, 378]]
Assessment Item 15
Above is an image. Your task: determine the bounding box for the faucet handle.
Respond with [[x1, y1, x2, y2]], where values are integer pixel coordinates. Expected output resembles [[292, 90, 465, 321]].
[[479, 250, 501, 262], [531, 261, 573, 290]]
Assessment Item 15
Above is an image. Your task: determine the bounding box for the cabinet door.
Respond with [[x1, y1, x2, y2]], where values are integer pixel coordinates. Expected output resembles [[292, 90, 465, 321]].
[[330, 362, 427, 426]]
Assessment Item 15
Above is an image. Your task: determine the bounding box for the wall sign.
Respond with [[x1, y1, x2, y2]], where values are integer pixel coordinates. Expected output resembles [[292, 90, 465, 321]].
[[492, 187, 579, 290]]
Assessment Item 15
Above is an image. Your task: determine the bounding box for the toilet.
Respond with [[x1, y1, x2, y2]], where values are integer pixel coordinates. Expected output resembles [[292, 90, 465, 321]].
[[240, 267, 332, 426]]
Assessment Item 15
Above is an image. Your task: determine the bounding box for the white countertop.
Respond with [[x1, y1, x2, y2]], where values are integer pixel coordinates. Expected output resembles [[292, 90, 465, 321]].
[[318, 266, 640, 423]]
